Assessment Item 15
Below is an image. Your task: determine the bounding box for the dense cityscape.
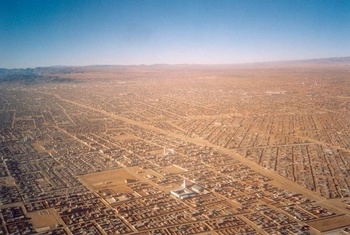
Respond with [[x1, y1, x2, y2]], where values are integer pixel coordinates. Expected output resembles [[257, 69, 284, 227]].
[[1, 61, 350, 234]]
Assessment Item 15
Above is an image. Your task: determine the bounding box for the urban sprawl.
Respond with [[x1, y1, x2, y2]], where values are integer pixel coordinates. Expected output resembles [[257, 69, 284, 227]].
[[1, 63, 350, 234]]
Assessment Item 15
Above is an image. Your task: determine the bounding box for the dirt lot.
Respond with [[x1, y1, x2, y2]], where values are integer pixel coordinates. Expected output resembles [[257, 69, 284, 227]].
[[79, 169, 137, 190], [29, 208, 62, 228], [307, 215, 350, 232], [111, 185, 134, 193], [162, 165, 187, 174]]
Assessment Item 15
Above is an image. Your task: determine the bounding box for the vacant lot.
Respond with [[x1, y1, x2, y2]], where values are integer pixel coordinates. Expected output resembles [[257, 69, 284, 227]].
[[307, 215, 350, 232], [162, 165, 187, 174], [29, 209, 62, 228], [80, 169, 137, 189]]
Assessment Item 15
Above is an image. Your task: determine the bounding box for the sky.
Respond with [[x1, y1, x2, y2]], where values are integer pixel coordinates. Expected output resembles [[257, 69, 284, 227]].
[[1, 0, 350, 68]]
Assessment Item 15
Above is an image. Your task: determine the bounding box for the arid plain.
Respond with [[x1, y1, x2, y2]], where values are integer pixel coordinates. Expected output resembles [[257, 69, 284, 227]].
[[1, 60, 350, 234]]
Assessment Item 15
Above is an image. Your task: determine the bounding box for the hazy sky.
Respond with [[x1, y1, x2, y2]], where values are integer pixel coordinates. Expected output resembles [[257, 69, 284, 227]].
[[1, 0, 350, 68]]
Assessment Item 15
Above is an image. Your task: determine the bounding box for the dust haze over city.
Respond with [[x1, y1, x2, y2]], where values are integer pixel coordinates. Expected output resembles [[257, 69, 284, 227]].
[[1, 0, 350, 235]]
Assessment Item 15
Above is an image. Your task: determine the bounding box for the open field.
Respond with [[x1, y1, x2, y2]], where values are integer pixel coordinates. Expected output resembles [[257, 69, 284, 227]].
[[308, 215, 350, 233], [79, 169, 137, 189], [161, 165, 187, 174], [29, 209, 62, 229]]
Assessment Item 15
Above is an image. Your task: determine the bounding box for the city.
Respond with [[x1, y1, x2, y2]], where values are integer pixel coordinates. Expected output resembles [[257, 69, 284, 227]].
[[1, 61, 350, 234]]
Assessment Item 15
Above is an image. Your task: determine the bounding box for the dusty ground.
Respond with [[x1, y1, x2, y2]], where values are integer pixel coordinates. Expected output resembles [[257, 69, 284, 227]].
[[113, 134, 138, 141], [79, 169, 137, 190], [307, 215, 350, 232], [110, 185, 134, 193], [29, 208, 63, 228], [161, 165, 187, 174], [0, 177, 16, 187]]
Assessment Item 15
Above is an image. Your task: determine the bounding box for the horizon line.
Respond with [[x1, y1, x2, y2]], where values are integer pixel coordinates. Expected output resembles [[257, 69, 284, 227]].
[[2, 55, 350, 70]]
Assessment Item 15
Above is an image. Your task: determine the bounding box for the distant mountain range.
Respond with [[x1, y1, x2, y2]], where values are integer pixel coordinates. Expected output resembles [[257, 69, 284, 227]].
[[1, 56, 349, 75], [0, 74, 75, 84], [264, 56, 350, 64], [0, 66, 78, 75]]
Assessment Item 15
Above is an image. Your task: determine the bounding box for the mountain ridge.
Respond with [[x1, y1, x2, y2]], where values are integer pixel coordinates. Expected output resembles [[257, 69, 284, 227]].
[[1, 56, 350, 75]]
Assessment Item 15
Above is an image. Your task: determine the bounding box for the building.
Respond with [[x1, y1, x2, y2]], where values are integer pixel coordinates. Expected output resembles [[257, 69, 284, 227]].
[[171, 179, 204, 199]]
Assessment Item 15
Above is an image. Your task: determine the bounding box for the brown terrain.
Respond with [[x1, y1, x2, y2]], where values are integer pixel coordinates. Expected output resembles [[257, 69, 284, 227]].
[[1, 59, 350, 234]]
